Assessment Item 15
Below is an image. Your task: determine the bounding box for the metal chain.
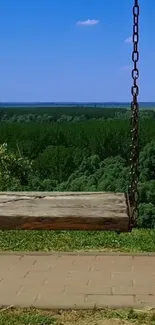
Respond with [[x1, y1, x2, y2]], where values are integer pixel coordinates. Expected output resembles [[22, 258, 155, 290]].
[[129, 0, 139, 228]]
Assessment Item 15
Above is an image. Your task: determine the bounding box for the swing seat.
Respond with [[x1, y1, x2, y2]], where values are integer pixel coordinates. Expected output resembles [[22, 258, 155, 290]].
[[0, 192, 131, 232]]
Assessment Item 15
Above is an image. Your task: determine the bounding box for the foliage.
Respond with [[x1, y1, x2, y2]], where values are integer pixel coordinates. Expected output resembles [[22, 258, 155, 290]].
[[1, 106, 155, 228], [34, 145, 75, 183], [138, 203, 155, 229], [0, 143, 32, 190], [140, 140, 155, 181], [1, 106, 155, 123]]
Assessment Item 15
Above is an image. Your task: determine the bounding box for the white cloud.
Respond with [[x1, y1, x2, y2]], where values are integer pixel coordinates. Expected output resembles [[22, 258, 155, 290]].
[[121, 65, 132, 71], [124, 36, 132, 44], [76, 19, 99, 26]]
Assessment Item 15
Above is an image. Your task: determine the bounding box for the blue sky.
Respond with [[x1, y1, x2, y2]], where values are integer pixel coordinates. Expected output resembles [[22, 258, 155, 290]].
[[0, 0, 154, 102]]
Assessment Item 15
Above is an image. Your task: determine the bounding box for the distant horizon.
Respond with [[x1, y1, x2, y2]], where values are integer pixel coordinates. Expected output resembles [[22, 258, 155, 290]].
[[0, 101, 155, 104], [0, 101, 155, 109]]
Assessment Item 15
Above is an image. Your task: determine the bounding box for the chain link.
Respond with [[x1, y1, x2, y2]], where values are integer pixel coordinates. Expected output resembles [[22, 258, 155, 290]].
[[129, 0, 139, 229]]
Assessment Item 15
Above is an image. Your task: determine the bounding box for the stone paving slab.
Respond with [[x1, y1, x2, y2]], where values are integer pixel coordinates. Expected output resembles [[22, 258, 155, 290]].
[[0, 253, 155, 309]]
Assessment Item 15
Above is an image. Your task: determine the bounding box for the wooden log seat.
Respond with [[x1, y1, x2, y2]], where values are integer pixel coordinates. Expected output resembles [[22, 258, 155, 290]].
[[0, 192, 131, 231]]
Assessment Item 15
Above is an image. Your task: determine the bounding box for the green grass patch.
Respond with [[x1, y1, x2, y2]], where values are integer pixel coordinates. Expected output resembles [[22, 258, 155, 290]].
[[0, 229, 155, 252], [0, 308, 54, 325], [0, 308, 155, 325]]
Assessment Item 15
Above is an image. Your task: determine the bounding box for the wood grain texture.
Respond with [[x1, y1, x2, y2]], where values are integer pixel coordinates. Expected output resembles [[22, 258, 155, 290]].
[[0, 192, 130, 231]]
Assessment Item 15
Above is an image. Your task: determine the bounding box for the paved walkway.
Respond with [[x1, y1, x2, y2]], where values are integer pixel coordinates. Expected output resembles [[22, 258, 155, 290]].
[[0, 252, 155, 309]]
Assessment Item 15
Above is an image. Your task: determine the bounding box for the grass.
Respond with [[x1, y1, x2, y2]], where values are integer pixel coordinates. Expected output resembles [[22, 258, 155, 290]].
[[0, 229, 155, 252], [0, 308, 155, 325]]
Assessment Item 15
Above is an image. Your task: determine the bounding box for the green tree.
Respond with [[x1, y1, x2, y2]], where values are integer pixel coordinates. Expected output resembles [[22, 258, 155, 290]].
[[97, 156, 129, 192], [0, 143, 32, 190], [34, 145, 75, 183], [138, 203, 155, 229], [140, 141, 155, 181]]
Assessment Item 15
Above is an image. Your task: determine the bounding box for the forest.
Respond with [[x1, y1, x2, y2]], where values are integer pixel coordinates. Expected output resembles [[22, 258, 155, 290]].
[[0, 106, 155, 229]]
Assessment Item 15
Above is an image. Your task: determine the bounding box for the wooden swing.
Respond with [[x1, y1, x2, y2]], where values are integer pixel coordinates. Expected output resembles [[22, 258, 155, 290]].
[[0, 0, 139, 232]]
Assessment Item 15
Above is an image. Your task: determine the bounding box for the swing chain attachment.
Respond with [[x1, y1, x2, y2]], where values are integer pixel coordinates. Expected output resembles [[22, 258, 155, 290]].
[[129, 0, 139, 229]]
